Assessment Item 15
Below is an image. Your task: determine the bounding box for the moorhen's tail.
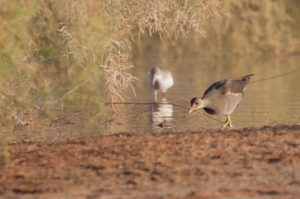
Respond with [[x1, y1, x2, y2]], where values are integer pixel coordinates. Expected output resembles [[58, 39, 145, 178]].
[[241, 74, 254, 79], [240, 74, 254, 85]]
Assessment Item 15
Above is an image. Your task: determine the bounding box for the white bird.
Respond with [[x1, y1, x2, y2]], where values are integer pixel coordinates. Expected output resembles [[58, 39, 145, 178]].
[[148, 67, 174, 101]]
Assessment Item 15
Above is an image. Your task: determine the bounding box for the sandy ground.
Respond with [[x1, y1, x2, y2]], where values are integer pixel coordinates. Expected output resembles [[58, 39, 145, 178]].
[[1, 124, 300, 199]]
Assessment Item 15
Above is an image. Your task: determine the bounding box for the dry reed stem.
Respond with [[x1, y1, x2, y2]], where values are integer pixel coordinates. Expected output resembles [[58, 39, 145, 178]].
[[101, 0, 225, 110]]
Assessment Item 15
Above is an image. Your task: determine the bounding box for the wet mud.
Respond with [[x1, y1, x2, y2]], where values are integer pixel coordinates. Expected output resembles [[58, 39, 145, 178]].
[[1, 124, 300, 198]]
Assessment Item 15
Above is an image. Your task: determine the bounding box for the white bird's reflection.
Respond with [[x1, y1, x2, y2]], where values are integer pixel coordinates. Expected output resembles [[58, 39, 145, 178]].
[[148, 98, 173, 129]]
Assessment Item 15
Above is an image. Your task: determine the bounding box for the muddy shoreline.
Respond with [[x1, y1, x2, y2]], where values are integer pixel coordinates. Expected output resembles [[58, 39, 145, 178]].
[[1, 124, 300, 198]]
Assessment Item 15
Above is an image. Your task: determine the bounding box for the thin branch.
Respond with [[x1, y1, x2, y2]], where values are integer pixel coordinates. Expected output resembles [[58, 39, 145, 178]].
[[53, 77, 92, 104], [250, 66, 300, 84]]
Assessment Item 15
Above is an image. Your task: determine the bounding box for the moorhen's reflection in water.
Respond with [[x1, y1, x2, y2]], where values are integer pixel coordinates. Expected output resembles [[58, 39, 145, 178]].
[[148, 98, 174, 130]]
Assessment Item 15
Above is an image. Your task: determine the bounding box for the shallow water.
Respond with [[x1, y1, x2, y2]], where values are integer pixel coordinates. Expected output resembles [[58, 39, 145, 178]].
[[4, 52, 300, 141], [128, 53, 300, 131]]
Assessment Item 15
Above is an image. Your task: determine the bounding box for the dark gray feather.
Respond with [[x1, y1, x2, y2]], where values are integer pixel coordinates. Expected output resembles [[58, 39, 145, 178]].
[[203, 107, 216, 114], [202, 80, 226, 98]]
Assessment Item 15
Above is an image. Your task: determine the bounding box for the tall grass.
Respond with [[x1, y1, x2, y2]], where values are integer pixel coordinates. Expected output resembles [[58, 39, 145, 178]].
[[0, 0, 298, 127]]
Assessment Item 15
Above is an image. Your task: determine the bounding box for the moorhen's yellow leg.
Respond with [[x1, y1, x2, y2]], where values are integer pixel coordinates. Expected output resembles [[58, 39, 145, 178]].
[[223, 115, 233, 128], [223, 116, 229, 128], [228, 115, 233, 127]]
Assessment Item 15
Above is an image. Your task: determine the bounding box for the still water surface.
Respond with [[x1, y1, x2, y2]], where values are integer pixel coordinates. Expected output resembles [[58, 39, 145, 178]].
[[129, 53, 300, 131], [4, 53, 300, 141]]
